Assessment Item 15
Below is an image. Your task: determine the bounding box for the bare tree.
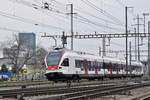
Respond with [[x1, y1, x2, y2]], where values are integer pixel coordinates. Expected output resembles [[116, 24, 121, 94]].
[[3, 35, 36, 79], [35, 47, 48, 67], [30, 47, 48, 80], [1, 34, 48, 81]]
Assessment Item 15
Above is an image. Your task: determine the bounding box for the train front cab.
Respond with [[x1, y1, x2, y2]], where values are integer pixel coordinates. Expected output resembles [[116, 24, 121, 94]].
[[45, 51, 67, 81], [45, 50, 77, 81]]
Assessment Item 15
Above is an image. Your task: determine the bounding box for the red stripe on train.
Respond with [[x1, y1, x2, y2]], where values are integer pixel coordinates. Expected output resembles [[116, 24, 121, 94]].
[[95, 61, 98, 74], [48, 65, 58, 70], [83, 60, 88, 74], [110, 63, 112, 75], [116, 64, 119, 75]]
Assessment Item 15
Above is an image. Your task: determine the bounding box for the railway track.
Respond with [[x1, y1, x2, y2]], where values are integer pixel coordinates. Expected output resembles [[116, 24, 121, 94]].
[[0, 81, 52, 88], [132, 92, 150, 100], [0, 78, 148, 99], [42, 81, 150, 100], [0, 82, 114, 98], [0, 77, 145, 88]]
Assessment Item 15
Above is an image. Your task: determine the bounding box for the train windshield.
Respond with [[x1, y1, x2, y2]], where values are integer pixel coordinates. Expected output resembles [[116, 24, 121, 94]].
[[47, 52, 62, 66]]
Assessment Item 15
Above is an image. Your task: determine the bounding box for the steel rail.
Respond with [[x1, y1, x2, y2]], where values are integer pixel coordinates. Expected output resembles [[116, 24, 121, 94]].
[[0, 78, 147, 99], [0, 84, 114, 98], [39, 81, 150, 100], [61, 82, 150, 100], [0, 78, 134, 88]]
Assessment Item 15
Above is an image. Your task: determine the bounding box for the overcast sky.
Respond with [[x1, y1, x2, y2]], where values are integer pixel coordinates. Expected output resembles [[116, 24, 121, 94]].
[[0, 0, 150, 61]]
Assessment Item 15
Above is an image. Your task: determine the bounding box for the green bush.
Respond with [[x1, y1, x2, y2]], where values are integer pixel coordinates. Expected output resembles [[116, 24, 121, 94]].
[[0, 64, 8, 73]]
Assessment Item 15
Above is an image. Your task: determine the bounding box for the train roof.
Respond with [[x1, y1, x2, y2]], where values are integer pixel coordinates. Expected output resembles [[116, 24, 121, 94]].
[[48, 48, 144, 66]]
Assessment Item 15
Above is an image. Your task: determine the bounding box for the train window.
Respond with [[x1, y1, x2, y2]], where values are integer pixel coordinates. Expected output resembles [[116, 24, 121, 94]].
[[61, 58, 69, 67], [98, 62, 101, 71], [112, 63, 116, 71], [47, 51, 62, 66], [91, 61, 95, 71], [107, 63, 110, 71], [75, 60, 84, 70], [122, 64, 125, 70], [115, 64, 117, 71], [112, 63, 114, 71], [97, 62, 99, 71], [81, 62, 84, 70], [119, 64, 121, 70], [121, 64, 123, 70], [81, 61, 84, 67], [100, 62, 103, 70], [109, 63, 111, 71], [105, 62, 110, 70], [131, 66, 134, 71], [120, 64, 123, 71], [75, 60, 80, 68], [88, 61, 91, 71], [108, 63, 111, 71], [116, 64, 118, 71], [81, 61, 84, 71], [103, 62, 106, 69], [101, 62, 103, 69], [118, 64, 121, 71]]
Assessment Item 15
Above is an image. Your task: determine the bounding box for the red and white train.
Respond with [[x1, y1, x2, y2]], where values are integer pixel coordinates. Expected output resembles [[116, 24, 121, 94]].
[[45, 48, 144, 81]]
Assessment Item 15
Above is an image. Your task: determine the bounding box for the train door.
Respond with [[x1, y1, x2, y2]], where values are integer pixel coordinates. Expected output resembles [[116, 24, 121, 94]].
[[109, 62, 113, 75], [68, 56, 75, 74], [116, 64, 119, 75], [103, 60, 106, 75], [83, 60, 88, 74], [60, 58, 70, 73], [94, 61, 98, 74], [103, 60, 110, 76]]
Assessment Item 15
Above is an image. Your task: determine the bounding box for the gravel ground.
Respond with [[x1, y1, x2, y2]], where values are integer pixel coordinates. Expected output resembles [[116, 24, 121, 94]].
[[93, 86, 150, 100], [3, 86, 150, 100], [2, 80, 150, 100]]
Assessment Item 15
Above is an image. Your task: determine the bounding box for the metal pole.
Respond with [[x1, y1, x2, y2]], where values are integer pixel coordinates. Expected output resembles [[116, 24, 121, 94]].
[[99, 47, 101, 56], [134, 28, 137, 61], [51, 36, 57, 47], [102, 38, 106, 56], [70, 4, 74, 50], [62, 31, 65, 48], [125, 6, 128, 74], [143, 13, 149, 33], [148, 21, 150, 77], [144, 15, 146, 34], [129, 41, 132, 76], [137, 14, 140, 61]]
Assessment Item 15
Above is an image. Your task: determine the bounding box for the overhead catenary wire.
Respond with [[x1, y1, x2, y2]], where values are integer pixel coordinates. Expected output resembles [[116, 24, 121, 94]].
[[0, 10, 64, 30], [115, 0, 136, 16], [75, 8, 124, 27], [8, 0, 66, 15], [77, 14, 124, 31], [49, 0, 125, 31], [115, 0, 136, 29], [8, 0, 124, 32], [51, 0, 124, 27], [9, 0, 95, 31], [0, 26, 26, 32], [32, 0, 125, 30], [81, 0, 124, 26], [8, 0, 69, 22]]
